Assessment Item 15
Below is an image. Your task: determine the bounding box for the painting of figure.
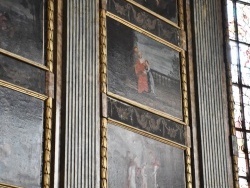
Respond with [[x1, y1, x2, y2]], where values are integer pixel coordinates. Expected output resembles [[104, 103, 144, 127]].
[[107, 17, 183, 119], [0, 0, 44, 64], [107, 123, 186, 188]]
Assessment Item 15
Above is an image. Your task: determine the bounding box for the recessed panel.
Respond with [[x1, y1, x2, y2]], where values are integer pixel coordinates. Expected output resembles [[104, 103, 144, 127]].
[[0, 87, 44, 187], [0, 54, 46, 94], [0, 0, 45, 64]]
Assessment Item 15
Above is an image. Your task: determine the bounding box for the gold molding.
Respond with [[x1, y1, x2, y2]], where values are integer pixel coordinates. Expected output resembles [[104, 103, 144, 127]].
[[185, 148, 192, 188], [108, 91, 186, 125], [0, 79, 48, 100], [100, 9, 108, 93], [107, 12, 184, 52], [0, 48, 49, 71], [178, 0, 184, 31], [108, 118, 187, 150], [181, 51, 189, 125], [0, 183, 22, 188], [43, 97, 53, 188], [43, 0, 54, 187], [125, 0, 180, 29], [101, 118, 108, 188], [47, 0, 54, 72]]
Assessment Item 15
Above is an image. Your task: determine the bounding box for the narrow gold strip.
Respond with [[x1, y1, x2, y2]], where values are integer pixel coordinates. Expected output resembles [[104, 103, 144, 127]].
[[101, 118, 108, 188], [180, 51, 189, 125], [43, 97, 52, 188], [0, 79, 48, 100], [107, 12, 184, 52], [125, 0, 180, 29], [43, 0, 54, 187], [108, 118, 187, 150], [47, 0, 54, 72], [185, 148, 192, 188], [100, 9, 108, 93], [178, 0, 184, 31], [0, 48, 49, 71], [108, 91, 186, 125], [0, 183, 22, 188]]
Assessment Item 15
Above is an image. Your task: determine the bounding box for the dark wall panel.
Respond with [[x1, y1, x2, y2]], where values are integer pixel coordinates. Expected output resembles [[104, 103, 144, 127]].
[[0, 54, 46, 94]]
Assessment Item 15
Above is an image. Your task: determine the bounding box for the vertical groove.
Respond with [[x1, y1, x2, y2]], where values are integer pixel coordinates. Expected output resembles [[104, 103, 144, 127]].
[[64, 0, 100, 187], [192, 0, 231, 187]]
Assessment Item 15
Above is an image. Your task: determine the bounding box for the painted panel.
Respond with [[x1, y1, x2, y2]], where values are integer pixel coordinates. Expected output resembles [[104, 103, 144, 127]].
[[124, 0, 178, 24], [0, 54, 46, 94], [107, 123, 186, 188], [107, 17, 183, 120], [0, 87, 44, 187], [0, 0, 45, 64], [107, 0, 180, 46], [108, 97, 185, 145]]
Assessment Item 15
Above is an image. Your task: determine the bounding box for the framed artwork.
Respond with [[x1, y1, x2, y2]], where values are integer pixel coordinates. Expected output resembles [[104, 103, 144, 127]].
[[0, 0, 45, 64], [107, 123, 186, 188], [107, 17, 184, 121]]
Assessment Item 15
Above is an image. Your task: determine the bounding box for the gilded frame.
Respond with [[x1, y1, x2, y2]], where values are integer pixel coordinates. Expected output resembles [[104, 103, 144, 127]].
[[100, 0, 192, 187], [0, 0, 54, 187]]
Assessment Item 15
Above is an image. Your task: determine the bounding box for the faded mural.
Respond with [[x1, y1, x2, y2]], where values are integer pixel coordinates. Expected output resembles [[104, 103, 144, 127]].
[[107, 123, 186, 188]]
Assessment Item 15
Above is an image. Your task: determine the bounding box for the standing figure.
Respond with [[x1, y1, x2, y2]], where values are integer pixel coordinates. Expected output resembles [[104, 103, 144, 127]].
[[135, 52, 149, 93], [145, 60, 155, 94], [128, 155, 138, 188]]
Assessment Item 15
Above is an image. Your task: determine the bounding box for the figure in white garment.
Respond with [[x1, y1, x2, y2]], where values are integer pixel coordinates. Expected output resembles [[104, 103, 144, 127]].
[[145, 60, 155, 94], [128, 156, 137, 188]]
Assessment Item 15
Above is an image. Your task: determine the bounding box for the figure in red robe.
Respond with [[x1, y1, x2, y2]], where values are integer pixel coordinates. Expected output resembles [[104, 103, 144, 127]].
[[135, 53, 149, 93]]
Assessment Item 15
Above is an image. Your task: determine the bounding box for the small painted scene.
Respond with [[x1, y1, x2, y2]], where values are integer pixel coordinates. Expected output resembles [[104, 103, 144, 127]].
[[132, 0, 178, 23], [107, 17, 183, 119], [107, 123, 186, 188], [0, 0, 44, 63]]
